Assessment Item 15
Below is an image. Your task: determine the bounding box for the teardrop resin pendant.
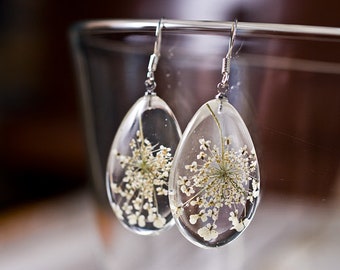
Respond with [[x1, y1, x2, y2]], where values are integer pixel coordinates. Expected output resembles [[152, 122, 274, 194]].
[[106, 93, 182, 235], [169, 97, 260, 248]]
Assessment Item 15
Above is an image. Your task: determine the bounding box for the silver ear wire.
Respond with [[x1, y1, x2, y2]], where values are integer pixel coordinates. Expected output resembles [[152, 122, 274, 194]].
[[145, 18, 164, 94], [217, 19, 238, 99]]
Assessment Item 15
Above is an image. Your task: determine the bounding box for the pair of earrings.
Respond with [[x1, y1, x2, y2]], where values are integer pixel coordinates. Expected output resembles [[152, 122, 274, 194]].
[[106, 19, 260, 249]]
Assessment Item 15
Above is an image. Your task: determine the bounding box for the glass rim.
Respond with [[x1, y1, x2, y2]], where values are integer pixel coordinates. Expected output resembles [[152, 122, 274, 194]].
[[70, 19, 340, 42]]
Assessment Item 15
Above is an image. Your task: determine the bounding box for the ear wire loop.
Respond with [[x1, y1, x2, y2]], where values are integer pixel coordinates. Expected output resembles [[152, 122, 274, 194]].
[[145, 18, 164, 95], [217, 19, 238, 99]]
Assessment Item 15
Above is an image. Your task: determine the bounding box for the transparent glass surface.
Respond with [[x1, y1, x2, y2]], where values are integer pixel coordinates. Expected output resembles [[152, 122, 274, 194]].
[[106, 94, 181, 235], [70, 20, 340, 269], [169, 98, 260, 248]]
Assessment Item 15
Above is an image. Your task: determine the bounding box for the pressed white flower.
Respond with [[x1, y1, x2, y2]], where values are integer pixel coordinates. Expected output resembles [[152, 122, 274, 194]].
[[110, 128, 173, 229], [110, 182, 119, 193], [180, 185, 195, 196], [147, 213, 156, 222], [121, 203, 133, 215], [178, 176, 189, 186], [252, 188, 260, 199], [127, 214, 137, 225], [189, 197, 202, 206], [156, 186, 168, 196], [199, 138, 211, 150], [197, 151, 207, 160], [138, 215, 146, 227], [189, 214, 200, 224], [111, 203, 124, 220], [190, 211, 209, 224], [170, 203, 184, 218], [247, 181, 260, 202], [185, 161, 198, 172], [133, 197, 143, 210], [224, 136, 231, 146], [153, 215, 166, 228], [229, 211, 250, 232], [177, 134, 259, 241], [129, 139, 136, 148], [197, 223, 218, 241]]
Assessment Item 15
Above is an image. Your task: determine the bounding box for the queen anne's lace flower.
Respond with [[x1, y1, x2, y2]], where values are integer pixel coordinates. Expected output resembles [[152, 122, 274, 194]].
[[177, 120, 259, 241], [111, 129, 173, 229]]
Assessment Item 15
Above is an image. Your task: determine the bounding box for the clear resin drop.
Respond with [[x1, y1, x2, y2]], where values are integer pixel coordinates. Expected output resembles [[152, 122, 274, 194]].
[[169, 98, 260, 248], [106, 94, 182, 235]]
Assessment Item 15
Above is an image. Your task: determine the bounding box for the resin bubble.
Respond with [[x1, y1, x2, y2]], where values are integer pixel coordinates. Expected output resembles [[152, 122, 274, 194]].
[[169, 97, 260, 248], [106, 93, 182, 235]]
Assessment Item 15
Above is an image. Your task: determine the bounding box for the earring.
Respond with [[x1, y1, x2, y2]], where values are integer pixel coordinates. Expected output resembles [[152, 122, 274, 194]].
[[169, 20, 260, 248], [106, 19, 182, 235]]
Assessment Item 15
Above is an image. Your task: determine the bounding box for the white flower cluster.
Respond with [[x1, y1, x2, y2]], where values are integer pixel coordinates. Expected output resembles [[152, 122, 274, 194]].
[[177, 136, 259, 241], [110, 130, 172, 229]]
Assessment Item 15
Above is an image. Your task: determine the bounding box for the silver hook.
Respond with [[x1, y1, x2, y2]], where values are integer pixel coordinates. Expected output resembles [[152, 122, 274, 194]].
[[217, 19, 238, 99], [153, 18, 163, 58], [225, 20, 237, 64], [145, 18, 164, 94]]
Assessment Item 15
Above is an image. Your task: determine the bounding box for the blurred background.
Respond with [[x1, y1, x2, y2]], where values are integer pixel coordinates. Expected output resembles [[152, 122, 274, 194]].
[[0, 0, 339, 269]]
